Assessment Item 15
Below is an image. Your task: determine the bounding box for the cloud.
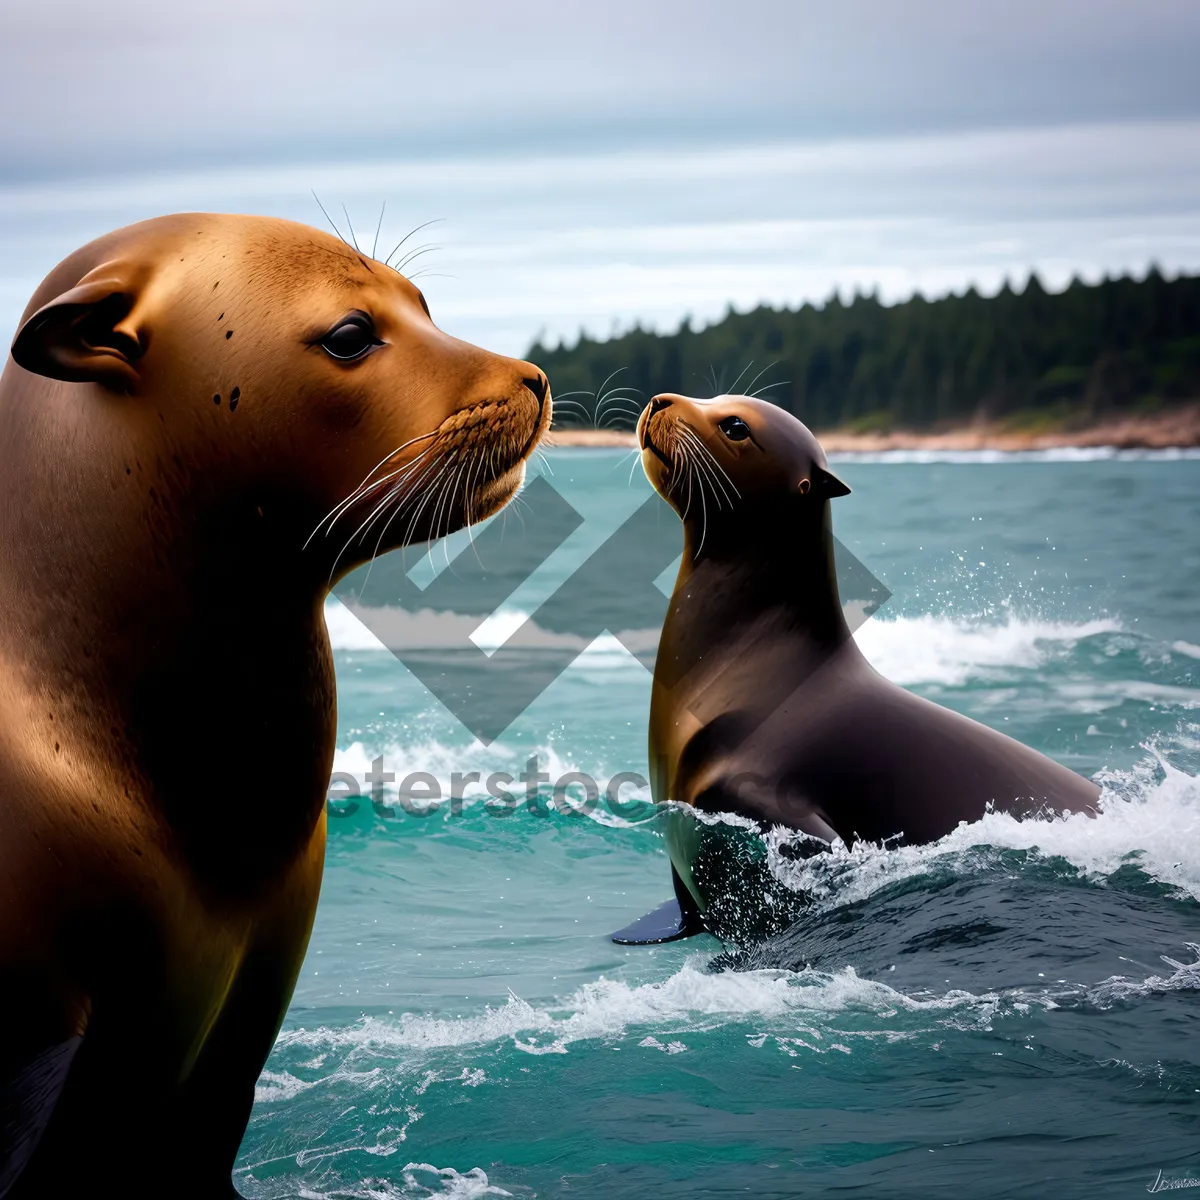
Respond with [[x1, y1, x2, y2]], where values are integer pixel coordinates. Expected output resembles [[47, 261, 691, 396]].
[[1, 0, 1198, 179], [2, 121, 1198, 354]]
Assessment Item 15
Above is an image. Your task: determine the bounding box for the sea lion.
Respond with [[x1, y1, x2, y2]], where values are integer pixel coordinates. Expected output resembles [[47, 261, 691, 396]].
[[611, 393, 1098, 945], [0, 213, 551, 1198]]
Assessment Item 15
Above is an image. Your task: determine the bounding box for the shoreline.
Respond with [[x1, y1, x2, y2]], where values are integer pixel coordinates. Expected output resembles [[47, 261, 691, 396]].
[[545, 403, 1200, 452]]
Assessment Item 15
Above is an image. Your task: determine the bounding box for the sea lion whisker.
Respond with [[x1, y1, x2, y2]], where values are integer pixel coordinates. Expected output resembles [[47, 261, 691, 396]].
[[750, 380, 790, 397], [677, 439, 698, 525], [677, 427, 732, 508], [375, 453, 449, 553], [680, 427, 740, 507], [328, 440, 439, 535], [394, 244, 441, 274], [596, 387, 644, 406], [305, 432, 439, 548], [359, 451, 450, 588], [391, 455, 456, 566], [597, 365, 627, 390], [354, 449, 441, 547], [341, 442, 447, 565], [690, 443, 712, 557], [550, 399, 593, 419], [460, 449, 490, 563], [728, 360, 755, 396], [341, 204, 361, 253], [596, 394, 645, 419], [684, 442, 721, 529], [680, 430, 729, 541], [370, 200, 387, 261], [405, 452, 461, 555], [332, 453, 440, 585], [383, 218, 444, 269], [598, 413, 638, 431], [742, 360, 780, 397], [310, 189, 352, 248], [460, 451, 485, 552], [314, 430, 438, 529], [435, 457, 471, 568], [596, 405, 644, 424]]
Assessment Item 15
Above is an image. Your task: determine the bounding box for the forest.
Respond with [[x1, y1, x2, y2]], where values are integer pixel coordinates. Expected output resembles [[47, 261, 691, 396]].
[[529, 270, 1200, 432]]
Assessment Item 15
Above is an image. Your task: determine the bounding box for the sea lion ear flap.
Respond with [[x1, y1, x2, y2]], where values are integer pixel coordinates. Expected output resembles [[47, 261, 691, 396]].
[[11, 263, 147, 394], [813, 464, 851, 498]]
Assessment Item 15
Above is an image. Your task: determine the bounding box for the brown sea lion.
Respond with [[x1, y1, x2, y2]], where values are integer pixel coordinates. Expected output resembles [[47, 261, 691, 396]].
[[611, 393, 1098, 945], [0, 213, 550, 1198]]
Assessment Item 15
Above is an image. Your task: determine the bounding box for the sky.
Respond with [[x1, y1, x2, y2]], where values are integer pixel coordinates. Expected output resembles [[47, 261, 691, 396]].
[[2, 0, 1199, 354]]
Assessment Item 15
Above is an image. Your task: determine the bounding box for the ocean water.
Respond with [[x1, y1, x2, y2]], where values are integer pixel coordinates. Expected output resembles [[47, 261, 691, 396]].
[[236, 448, 1200, 1200]]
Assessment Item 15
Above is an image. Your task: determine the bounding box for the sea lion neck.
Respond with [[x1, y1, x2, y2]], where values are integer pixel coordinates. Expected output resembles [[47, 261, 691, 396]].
[[674, 499, 854, 649]]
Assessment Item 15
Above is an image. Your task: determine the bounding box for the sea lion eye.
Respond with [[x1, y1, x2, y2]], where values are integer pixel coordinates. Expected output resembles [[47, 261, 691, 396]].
[[319, 314, 381, 362], [718, 416, 751, 441]]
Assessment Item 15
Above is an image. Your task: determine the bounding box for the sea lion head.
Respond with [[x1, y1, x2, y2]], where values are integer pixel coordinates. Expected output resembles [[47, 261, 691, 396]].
[[637, 393, 848, 540], [7, 213, 551, 584]]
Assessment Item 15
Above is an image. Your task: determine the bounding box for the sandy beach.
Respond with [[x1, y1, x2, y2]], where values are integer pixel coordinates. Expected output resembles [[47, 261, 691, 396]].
[[545, 402, 1200, 452]]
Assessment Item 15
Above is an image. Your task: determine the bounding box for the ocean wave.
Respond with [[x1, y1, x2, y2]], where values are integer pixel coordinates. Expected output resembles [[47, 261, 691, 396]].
[[851, 612, 1126, 686], [764, 754, 1200, 904], [273, 931, 1200, 1069], [274, 960, 1003, 1061]]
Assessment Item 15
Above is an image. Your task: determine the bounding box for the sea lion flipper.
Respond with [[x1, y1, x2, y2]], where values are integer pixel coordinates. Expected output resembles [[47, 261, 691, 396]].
[[0, 1034, 83, 1197], [610, 868, 707, 945]]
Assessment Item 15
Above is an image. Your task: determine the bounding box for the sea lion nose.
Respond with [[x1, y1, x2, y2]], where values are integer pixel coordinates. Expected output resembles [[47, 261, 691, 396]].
[[648, 396, 673, 417], [523, 374, 549, 405]]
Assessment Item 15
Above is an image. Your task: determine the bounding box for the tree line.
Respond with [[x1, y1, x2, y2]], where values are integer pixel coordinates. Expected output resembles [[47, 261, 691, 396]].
[[529, 269, 1200, 431]]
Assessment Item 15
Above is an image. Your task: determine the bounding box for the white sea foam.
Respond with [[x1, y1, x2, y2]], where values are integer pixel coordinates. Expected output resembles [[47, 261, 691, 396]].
[[242, 1162, 506, 1200], [852, 612, 1125, 686], [398, 1166, 511, 1199], [272, 936, 1200, 1075], [254, 1069, 318, 1103], [274, 958, 1011, 1064], [765, 754, 1200, 904]]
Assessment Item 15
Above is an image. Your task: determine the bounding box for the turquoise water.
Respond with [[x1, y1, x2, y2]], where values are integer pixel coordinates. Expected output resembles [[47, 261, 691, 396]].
[[236, 449, 1200, 1200]]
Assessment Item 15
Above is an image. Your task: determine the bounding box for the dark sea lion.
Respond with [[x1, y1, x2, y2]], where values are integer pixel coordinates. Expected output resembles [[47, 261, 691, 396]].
[[611, 393, 1098, 946], [0, 213, 551, 1198]]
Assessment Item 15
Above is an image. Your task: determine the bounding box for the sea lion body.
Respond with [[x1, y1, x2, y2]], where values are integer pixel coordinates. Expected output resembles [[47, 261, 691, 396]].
[[0, 214, 550, 1197], [619, 393, 1097, 940]]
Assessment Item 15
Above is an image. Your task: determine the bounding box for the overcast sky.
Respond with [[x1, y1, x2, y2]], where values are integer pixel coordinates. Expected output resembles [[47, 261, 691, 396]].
[[2, 0, 1199, 352]]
